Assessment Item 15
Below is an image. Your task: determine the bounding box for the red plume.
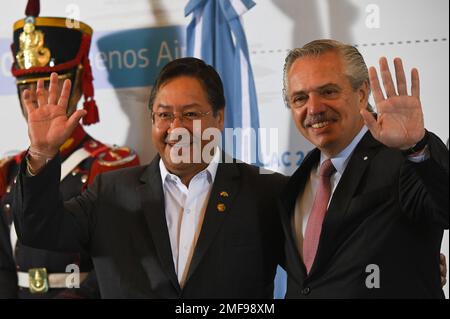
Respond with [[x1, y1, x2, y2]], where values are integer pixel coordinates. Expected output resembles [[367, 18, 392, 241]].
[[81, 51, 99, 125], [25, 0, 40, 17]]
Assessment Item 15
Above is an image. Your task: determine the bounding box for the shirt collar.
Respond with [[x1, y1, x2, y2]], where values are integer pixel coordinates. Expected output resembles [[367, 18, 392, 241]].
[[159, 147, 221, 186], [320, 126, 368, 175]]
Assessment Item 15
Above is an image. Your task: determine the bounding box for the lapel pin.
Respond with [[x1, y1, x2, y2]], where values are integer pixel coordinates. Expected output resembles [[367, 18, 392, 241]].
[[217, 203, 226, 212], [220, 191, 229, 197], [363, 156, 368, 161]]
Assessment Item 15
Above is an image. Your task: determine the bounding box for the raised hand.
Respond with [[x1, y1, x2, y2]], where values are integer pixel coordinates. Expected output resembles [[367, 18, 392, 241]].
[[360, 57, 425, 150], [23, 72, 87, 170]]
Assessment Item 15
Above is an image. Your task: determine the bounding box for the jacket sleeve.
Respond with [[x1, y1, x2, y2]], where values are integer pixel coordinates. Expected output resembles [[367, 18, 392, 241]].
[[0, 213, 17, 298], [399, 132, 449, 228], [12, 154, 100, 253]]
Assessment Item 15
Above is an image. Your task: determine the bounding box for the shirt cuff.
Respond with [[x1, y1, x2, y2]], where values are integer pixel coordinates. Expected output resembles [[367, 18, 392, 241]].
[[407, 145, 430, 163]]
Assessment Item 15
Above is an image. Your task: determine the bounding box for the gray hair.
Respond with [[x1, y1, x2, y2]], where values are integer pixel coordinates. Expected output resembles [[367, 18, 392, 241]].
[[282, 39, 373, 111]]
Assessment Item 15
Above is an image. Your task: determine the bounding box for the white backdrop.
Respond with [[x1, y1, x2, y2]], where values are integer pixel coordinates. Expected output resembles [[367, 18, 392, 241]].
[[0, 0, 448, 297]]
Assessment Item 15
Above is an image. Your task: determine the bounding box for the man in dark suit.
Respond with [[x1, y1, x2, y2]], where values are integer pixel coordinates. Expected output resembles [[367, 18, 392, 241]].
[[280, 39, 448, 298], [11, 57, 286, 298]]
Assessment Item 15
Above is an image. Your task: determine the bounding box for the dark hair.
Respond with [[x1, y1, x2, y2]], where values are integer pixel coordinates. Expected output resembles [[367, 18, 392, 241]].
[[148, 57, 225, 115]]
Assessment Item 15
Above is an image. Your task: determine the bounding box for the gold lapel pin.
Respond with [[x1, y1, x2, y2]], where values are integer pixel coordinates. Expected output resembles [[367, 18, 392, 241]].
[[220, 191, 229, 197], [217, 203, 226, 212]]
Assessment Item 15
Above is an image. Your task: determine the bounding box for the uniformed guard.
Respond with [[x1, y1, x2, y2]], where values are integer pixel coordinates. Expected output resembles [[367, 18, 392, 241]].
[[0, 0, 140, 298]]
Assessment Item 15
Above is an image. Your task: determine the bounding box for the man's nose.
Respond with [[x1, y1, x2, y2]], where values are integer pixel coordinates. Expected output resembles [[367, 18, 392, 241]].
[[306, 93, 327, 115], [169, 114, 186, 129]]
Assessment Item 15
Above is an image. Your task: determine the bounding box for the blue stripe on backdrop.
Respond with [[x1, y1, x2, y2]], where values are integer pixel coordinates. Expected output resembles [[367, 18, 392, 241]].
[[185, 0, 260, 164], [185, 0, 287, 299]]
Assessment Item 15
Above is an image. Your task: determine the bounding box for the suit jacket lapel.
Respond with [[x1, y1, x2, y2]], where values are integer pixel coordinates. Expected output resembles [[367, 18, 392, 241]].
[[280, 149, 321, 280], [308, 132, 381, 278], [185, 158, 240, 284], [137, 156, 180, 293]]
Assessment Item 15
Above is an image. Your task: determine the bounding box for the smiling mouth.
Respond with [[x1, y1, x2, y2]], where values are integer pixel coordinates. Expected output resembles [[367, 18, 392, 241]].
[[309, 120, 333, 129], [166, 141, 192, 147], [165, 134, 190, 145]]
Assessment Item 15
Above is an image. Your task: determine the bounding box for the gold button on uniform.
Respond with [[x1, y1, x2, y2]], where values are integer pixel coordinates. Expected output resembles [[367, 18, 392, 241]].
[[217, 203, 226, 212]]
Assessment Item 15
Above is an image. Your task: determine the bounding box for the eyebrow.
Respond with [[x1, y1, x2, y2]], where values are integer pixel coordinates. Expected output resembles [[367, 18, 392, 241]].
[[291, 83, 341, 96], [156, 103, 202, 110]]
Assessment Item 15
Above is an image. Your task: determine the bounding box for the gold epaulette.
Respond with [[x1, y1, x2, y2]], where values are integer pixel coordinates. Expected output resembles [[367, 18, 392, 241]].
[[86, 146, 140, 186], [0, 157, 14, 197], [0, 157, 11, 168], [97, 147, 139, 167]]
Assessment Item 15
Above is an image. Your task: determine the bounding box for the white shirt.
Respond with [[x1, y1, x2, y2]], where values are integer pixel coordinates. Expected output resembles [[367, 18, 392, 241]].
[[159, 149, 220, 288]]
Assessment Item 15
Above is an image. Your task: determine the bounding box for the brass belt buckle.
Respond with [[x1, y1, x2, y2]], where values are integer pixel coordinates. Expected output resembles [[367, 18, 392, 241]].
[[28, 268, 49, 294]]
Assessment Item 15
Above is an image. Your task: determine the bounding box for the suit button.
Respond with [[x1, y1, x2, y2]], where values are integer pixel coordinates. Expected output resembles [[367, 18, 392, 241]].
[[301, 287, 311, 295]]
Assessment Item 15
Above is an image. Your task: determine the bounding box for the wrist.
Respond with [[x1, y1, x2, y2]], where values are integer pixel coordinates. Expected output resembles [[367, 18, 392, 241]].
[[26, 147, 57, 176], [401, 130, 429, 156], [28, 146, 58, 161]]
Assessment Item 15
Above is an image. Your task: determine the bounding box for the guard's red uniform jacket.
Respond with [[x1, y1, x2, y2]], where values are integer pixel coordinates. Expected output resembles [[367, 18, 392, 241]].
[[0, 125, 139, 298]]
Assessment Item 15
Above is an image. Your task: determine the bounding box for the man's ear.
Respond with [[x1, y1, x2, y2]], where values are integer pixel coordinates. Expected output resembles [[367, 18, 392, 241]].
[[216, 108, 225, 131], [359, 80, 370, 109]]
